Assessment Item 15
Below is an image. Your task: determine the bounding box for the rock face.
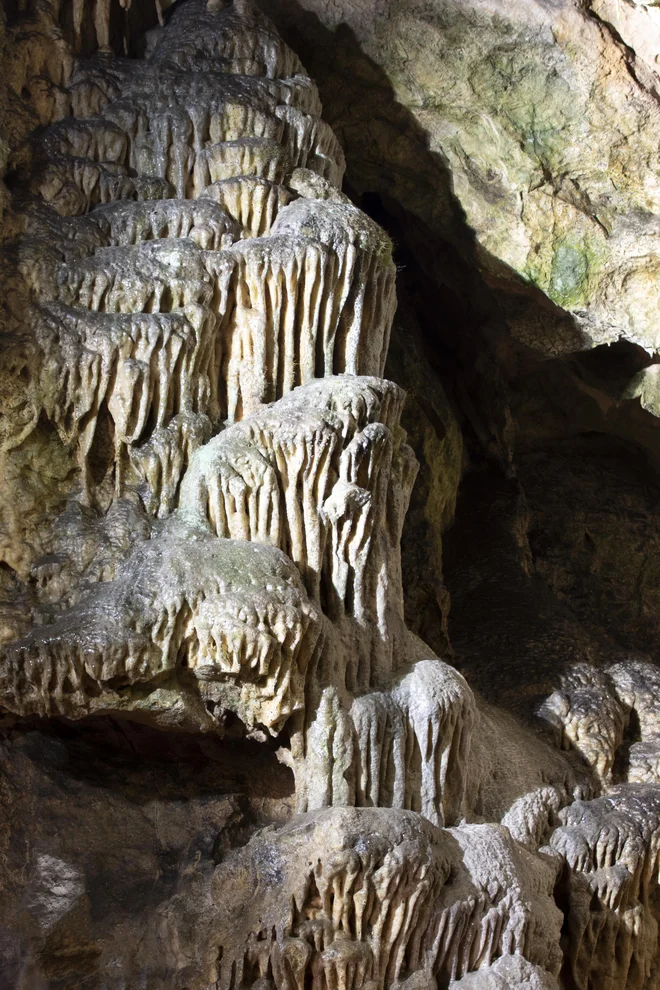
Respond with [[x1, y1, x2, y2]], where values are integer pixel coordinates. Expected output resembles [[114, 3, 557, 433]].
[[1, 2, 660, 990], [258, 0, 660, 356]]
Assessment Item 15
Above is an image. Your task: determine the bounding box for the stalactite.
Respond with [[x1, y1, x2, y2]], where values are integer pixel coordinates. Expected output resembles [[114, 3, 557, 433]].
[[3, 3, 659, 988], [208, 808, 563, 990]]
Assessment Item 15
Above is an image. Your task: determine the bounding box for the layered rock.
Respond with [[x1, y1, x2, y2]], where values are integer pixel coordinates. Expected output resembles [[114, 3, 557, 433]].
[[1, 2, 660, 990]]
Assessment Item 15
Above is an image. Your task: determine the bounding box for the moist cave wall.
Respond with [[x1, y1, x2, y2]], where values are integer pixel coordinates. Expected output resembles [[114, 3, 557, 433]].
[[1, 1, 660, 989]]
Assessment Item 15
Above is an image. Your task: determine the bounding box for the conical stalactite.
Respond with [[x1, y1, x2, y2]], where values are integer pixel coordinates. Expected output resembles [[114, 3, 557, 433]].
[[1, 2, 660, 990]]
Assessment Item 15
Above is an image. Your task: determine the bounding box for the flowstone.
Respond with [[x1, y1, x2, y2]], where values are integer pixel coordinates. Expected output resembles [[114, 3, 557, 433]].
[[1, 2, 660, 989]]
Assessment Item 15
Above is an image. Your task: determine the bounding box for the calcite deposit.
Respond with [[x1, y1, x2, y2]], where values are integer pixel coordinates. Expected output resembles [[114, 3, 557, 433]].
[[1, 1, 660, 989]]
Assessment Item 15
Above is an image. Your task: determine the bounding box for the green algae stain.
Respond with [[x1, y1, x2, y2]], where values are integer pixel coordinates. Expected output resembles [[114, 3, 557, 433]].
[[523, 232, 607, 310], [549, 242, 589, 308]]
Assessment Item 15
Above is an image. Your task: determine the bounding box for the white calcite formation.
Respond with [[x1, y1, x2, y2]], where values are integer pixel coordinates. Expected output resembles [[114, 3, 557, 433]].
[[178, 373, 473, 825], [1, 3, 660, 990], [450, 958, 560, 990], [1, 0, 395, 539], [209, 808, 563, 990], [1, 520, 322, 732], [541, 658, 660, 787], [539, 659, 660, 987], [551, 785, 660, 990]]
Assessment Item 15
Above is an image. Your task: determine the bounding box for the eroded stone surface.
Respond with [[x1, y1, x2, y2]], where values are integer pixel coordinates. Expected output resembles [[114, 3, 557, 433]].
[[259, 0, 660, 357], [1, 2, 660, 989], [209, 808, 562, 990]]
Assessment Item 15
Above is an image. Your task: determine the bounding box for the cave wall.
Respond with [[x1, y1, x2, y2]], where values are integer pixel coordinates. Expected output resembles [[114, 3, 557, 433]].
[[1, 1, 660, 989]]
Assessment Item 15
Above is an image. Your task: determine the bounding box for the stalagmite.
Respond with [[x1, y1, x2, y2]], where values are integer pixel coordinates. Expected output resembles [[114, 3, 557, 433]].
[[209, 808, 563, 990]]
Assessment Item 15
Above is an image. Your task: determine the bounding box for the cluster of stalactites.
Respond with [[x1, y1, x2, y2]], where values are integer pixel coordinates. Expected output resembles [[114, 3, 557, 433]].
[[0, 521, 323, 733], [4, 2, 221, 78], [180, 377, 411, 623], [209, 808, 563, 990], [178, 373, 475, 825], [295, 651, 475, 828], [2, 0, 395, 522], [0, 0, 480, 832]]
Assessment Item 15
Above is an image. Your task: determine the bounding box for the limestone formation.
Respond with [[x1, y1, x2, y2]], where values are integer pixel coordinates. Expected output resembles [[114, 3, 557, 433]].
[[540, 658, 660, 787], [1, 521, 323, 732], [210, 809, 563, 990], [1, 2, 660, 990], [551, 786, 660, 989], [450, 958, 560, 990], [257, 0, 660, 358]]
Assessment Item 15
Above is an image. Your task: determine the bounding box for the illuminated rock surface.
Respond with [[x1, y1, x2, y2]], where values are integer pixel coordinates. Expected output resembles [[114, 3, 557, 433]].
[[1, 2, 660, 989]]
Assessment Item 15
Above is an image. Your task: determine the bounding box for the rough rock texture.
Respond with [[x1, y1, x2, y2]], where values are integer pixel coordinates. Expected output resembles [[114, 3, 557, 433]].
[[260, 0, 660, 356], [2, 1, 660, 990], [210, 809, 563, 990]]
